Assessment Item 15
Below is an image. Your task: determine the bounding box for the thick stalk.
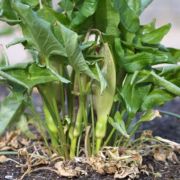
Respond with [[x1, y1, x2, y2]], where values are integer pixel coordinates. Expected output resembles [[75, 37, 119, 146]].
[[43, 103, 59, 147], [90, 93, 95, 155], [70, 103, 83, 158], [95, 115, 107, 153], [70, 74, 86, 158], [38, 85, 68, 159]]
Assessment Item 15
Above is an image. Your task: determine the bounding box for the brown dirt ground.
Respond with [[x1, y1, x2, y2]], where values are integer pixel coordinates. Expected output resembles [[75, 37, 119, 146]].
[[0, 152, 179, 180]]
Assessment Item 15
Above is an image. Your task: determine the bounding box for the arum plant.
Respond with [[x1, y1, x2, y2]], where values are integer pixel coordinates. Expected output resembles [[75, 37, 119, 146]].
[[0, 0, 180, 159]]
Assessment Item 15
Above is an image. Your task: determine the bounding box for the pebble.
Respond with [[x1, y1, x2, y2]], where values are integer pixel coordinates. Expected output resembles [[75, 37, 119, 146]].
[[5, 175, 14, 180]]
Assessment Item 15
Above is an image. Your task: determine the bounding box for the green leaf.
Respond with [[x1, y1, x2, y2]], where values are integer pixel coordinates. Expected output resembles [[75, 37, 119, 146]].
[[52, 22, 96, 79], [12, 1, 66, 58], [12, 1, 95, 79], [130, 110, 161, 136], [127, 0, 141, 15], [114, 0, 139, 33], [154, 64, 180, 76], [141, 24, 171, 44], [95, 63, 107, 93], [6, 37, 27, 48], [95, 0, 120, 36], [71, 0, 99, 27], [59, 0, 74, 19], [122, 51, 171, 72], [0, 45, 9, 67], [37, 6, 69, 25], [109, 112, 129, 138], [0, 63, 69, 90], [141, 19, 156, 34], [139, 110, 161, 123], [140, 0, 153, 13], [0, 92, 25, 135], [21, 0, 39, 7], [123, 52, 153, 72], [94, 43, 116, 138], [141, 89, 174, 110], [150, 71, 180, 96], [167, 48, 180, 63], [120, 74, 151, 114], [1, 0, 18, 21]]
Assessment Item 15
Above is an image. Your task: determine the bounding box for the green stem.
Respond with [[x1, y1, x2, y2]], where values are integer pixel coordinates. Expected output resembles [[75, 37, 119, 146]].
[[70, 138, 77, 159], [59, 66, 65, 118], [0, 151, 18, 155], [103, 128, 115, 146], [76, 135, 82, 157], [159, 110, 180, 119], [95, 115, 107, 153], [43, 103, 59, 147], [96, 138, 102, 153], [125, 113, 135, 129], [38, 85, 68, 159], [90, 93, 95, 155], [70, 73, 85, 158], [151, 71, 180, 96]]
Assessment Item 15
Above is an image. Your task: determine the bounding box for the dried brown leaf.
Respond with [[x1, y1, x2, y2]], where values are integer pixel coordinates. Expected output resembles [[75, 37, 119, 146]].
[[167, 151, 179, 164], [0, 131, 29, 151], [155, 136, 180, 152], [54, 161, 86, 177], [114, 166, 139, 179], [153, 147, 167, 162], [0, 155, 8, 163]]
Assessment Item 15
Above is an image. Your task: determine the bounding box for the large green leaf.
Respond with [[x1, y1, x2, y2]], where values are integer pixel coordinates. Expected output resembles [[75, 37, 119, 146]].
[[150, 71, 180, 96], [1, 0, 18, 21], [114, 0, 139, 33], [120, 74, 151, 114], [12, 2, 95, 79], [52, 22, 96, 79], [141, 89, 174, 110], [140, 0, 153, 13], [137, 70, 180, 96], [159, 65, 180, 87], [12, 1, 66, 58], [127, 0, 153, 15], [37, 6, 69, 25], [59, 0, 74, 20], [123, 52, 153, 72], [0, 63, 69, 90], [71, 0, 99, 27], [0, 92, 25, 135], [122, 51, 171, 72], [95, 0, 120, 36], [141, 24, 171, 44]]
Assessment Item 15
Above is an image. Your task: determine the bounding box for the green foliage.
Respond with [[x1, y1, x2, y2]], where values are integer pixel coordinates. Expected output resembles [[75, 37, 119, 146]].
[[0, 0, 179, 159], [0, 91, 26, 135]]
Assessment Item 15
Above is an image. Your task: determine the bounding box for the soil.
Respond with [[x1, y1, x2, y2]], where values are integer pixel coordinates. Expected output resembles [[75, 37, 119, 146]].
[[0, 85, 180, 179], [0, 153, 179, 180]]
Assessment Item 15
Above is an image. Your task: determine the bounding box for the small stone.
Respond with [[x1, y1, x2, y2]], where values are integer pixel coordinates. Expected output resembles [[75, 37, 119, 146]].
[[5, 175, 14, 180]]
